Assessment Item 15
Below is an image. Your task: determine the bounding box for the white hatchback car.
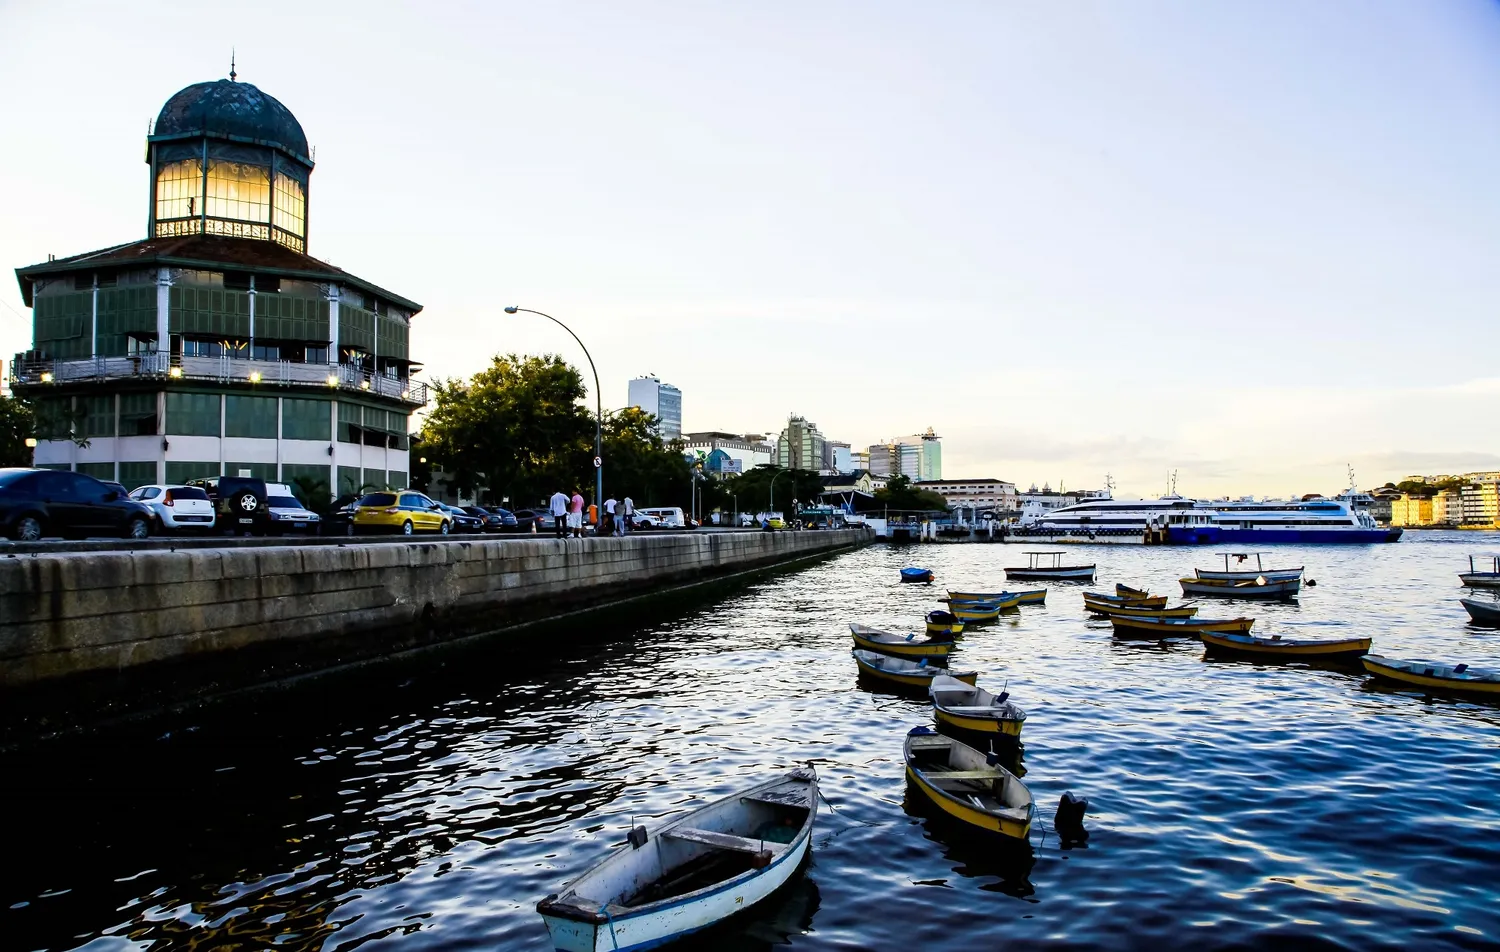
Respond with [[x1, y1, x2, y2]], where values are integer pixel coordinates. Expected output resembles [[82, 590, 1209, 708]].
[[128, 484, 217, 533]]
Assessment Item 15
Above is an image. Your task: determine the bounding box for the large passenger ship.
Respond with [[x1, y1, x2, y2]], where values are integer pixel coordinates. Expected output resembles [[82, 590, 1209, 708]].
[[1016, 491, 1402, 544]]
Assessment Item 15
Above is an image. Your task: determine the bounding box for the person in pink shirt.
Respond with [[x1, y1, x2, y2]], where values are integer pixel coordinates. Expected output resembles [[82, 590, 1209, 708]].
[[568, 489, 585, 538]]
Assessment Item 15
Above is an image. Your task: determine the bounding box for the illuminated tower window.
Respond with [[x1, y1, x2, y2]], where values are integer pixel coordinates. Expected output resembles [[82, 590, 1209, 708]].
[[206, 162, 270, 224], [273, 174, 306, 253], [156, 158, 202, 223]]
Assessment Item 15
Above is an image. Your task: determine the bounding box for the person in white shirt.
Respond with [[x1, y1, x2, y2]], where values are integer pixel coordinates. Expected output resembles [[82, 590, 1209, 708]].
[[618, 495, 633, 536], [548, 489, 569, 538], [603, 496, 618, 535]]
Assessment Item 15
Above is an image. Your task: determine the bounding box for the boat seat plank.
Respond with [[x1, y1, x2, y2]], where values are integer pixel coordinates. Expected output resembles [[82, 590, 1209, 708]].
[[937, 705, 1012, 715], [907, 738, 953, 748], [664, 827, 788, 854], [922, 769, 1003, 780], [740, 788, 807, 808]]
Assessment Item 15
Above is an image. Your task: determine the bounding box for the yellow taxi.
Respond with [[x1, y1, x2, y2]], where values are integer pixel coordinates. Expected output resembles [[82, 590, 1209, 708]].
[[351, 490, 452, 535]]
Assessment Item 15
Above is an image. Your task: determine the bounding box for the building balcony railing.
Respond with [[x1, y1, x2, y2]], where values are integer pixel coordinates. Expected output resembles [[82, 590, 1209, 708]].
[[8, 352, 428, 407]]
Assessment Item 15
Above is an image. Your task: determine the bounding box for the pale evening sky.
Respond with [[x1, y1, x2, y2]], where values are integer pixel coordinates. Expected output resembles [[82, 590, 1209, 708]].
[[2, 1, 1497, 498]]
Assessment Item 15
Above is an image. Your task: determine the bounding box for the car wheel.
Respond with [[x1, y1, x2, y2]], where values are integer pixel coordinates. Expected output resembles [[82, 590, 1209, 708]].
[[402, 520, 414, 536], [124, 516, 150, 540], [13, 515, 44, 542], [345, 522, 356, 537], [440, 520, 451, 536]]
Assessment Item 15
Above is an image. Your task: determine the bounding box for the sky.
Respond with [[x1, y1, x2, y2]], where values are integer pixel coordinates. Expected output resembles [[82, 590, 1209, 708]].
[[2, 1, 1498, 498]]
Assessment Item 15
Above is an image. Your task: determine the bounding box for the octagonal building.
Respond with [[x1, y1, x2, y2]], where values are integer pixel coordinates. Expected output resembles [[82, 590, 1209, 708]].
[[10, 75, 423, 497]]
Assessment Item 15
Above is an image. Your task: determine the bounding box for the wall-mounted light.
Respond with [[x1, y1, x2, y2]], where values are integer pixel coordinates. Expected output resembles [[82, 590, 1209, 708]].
[[24, 438, 37, 448], [327, 445, 334, 456], [39, 372, 53, 383], [162, 439, 169, 452], [169, 366, 183, 378], [360, 380, 371, 390], [249, 371, 263, 383], [401, 390, 410, 400], [326, 374, 339, 387]]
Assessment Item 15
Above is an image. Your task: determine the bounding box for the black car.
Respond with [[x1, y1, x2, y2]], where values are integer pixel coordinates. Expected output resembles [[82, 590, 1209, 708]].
[[464, 506, 518, 532], [511, 508, 558, 532], [188, 475, 272, 535], [441, 504, 485, 533], [322, 494, 363, 536], [0, 467, 154, 541]]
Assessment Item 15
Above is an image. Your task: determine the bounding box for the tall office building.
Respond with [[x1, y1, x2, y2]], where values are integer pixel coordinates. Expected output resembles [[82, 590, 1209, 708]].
[[775, 415, 826, 471], [867, 428, 941, 480], [627, 375, 682, 438]]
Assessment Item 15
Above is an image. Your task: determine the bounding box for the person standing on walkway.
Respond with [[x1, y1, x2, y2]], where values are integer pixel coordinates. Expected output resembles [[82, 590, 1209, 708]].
[[620, 495, 634, 536], [549, 488, 569, 538], [603, 495, 618, 535], [569, 489, 586, 538]]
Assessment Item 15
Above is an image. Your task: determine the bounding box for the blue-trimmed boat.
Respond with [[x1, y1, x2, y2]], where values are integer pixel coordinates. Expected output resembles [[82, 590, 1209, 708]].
[[901, 567, 934, 584], [538, 768, 817, 951]]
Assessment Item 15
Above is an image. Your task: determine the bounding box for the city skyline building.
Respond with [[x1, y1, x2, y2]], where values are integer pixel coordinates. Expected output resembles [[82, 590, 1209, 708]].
[[10, 74, 422, 494], [681, 430, 773, 474], [627, 375, 682, 438], [866, 427, 941, 480], [775, 414, 826, 471]]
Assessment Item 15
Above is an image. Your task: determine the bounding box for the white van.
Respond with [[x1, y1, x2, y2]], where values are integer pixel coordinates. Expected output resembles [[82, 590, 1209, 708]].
[[638, 506, 687, 528]]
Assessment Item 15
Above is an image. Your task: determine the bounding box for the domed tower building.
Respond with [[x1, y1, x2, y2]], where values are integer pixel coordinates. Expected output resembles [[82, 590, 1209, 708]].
[[11, 74, 423, 497]]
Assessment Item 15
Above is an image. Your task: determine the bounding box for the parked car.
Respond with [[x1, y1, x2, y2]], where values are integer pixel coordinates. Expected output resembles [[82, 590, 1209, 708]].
[[351, 491, 452, 535], [639, 506, 687, 528], [323, 494, 362, 535], [0, 467, 154, 541], [464, 506, 517, 532], [629, 510, 663, 530], [512, 508, 559, 532], [128, 484, 216, 533], [188, 475, 272, 535], [442, 503, 485, 533], [264, 482, 322, 535]]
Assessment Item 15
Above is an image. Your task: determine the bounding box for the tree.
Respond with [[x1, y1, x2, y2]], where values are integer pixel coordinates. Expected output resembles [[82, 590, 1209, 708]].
[[875, 474, 949, 512], [722, 465, 824, 516], [0, 394, 34, 468], [420, 353, 593, 507]]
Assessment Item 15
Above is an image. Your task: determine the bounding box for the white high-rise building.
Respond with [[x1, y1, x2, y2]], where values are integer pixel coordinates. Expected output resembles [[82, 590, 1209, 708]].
[[627, 375, 682, 439]]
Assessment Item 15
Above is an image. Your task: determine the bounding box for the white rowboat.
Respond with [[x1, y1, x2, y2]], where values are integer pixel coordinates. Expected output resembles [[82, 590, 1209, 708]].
[[537, 768, 817, 952]]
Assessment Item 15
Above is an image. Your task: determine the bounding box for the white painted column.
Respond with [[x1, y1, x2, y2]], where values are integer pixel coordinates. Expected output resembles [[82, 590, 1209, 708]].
[[248, 276, 256, 348], [90, 279, 98, 358], [327, 284, 340, 367], [155, 268, 171, 362]]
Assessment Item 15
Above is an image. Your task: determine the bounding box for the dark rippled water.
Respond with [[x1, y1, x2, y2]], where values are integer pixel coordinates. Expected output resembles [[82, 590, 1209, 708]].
[[6, 532, 1500, 952]]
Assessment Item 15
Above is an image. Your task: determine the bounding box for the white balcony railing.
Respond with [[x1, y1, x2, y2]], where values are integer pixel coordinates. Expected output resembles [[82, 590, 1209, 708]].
[[8, 351, 428, 407]]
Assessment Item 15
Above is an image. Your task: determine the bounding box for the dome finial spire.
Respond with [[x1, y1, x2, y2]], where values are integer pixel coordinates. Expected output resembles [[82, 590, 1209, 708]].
[[230, 49, 237, 82]]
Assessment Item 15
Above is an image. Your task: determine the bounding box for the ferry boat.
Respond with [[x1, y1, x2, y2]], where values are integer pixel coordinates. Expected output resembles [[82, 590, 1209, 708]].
[[1013, 493, 1200, 542], [1164, 495, 1401, 545]]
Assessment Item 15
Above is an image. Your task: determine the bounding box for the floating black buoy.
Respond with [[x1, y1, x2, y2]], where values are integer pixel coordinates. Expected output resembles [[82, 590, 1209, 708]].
[[1055, 792, 1089, 844], [1306, 579, 1317, 587]]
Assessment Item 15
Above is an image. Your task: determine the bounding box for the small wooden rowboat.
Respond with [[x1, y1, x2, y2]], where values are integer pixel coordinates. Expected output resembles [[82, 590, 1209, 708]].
[[850, 623, 954, 659], [1459, 554, 1500, 590], [904, 727, 1033, 842], [1200, 630, 1371, 659], [1088, 601, 1199, 619], [1362, 655, 1500, 696], [925, 610, 965, 637], [1194, 552, 1304, 582], [1110, 615, 1254, 638], [1084, 592, 1168, 610], [1461, 598, 1500, 627], [929, 675, 1026, 740], [901, 567, 934, 584], [939, 601, 1005, 622], [1179, 576, 1300, 600], [853, 649, 977, 690], [1005, 551, 1095, 582], [947, 589, 1046, 605], [1115, 584, 1151, 599], [538, 768, 817, 952]]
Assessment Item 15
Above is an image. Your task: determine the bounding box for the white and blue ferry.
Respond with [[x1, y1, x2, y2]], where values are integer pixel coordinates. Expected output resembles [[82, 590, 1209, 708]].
[[1164, 493, 1401, 545]]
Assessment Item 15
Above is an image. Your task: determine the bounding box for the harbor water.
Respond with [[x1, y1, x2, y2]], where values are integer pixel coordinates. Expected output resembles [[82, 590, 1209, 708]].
[[5, 532, 1500, 951]]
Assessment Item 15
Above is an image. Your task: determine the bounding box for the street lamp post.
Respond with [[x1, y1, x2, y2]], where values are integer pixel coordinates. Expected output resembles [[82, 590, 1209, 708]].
[[769, 468, 789, 516], [504, 306, 603, 528]]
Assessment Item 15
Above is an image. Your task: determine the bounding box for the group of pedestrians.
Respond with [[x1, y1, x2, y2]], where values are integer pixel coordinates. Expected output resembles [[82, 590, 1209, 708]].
[[546, 488, 633, 538]]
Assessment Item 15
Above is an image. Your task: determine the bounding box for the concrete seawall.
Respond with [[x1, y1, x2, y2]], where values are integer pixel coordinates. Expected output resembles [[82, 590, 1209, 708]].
[[0, 529, 867, 730]]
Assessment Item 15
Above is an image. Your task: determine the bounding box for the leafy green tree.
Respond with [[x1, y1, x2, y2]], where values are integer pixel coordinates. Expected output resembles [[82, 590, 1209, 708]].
[[420, 353, 594, 505], [722, 465, 824, 516], [874, 474, 950, 512], [0, 394, 35, 468]]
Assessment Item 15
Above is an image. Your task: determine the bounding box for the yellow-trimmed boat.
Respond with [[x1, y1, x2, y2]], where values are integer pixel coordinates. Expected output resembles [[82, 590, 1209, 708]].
[[850, 623, 954, 660], [947, 589, 1046, 606], [1361, 655, 1500, 696], [929, 675, 1026, 740], [1087, 601, 1200, 619], [1013, 589, 1047, 605], [939, 600, 1008, 621], [904, 727, 1033, 842], [1110, 615, 1254, 638], [1200, 630, 1371, 659], [853, 649, 976, 690], [925, 610, 965, 637], [1116, 584, 1151, 599], [1084, 592, 1168, 609]]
